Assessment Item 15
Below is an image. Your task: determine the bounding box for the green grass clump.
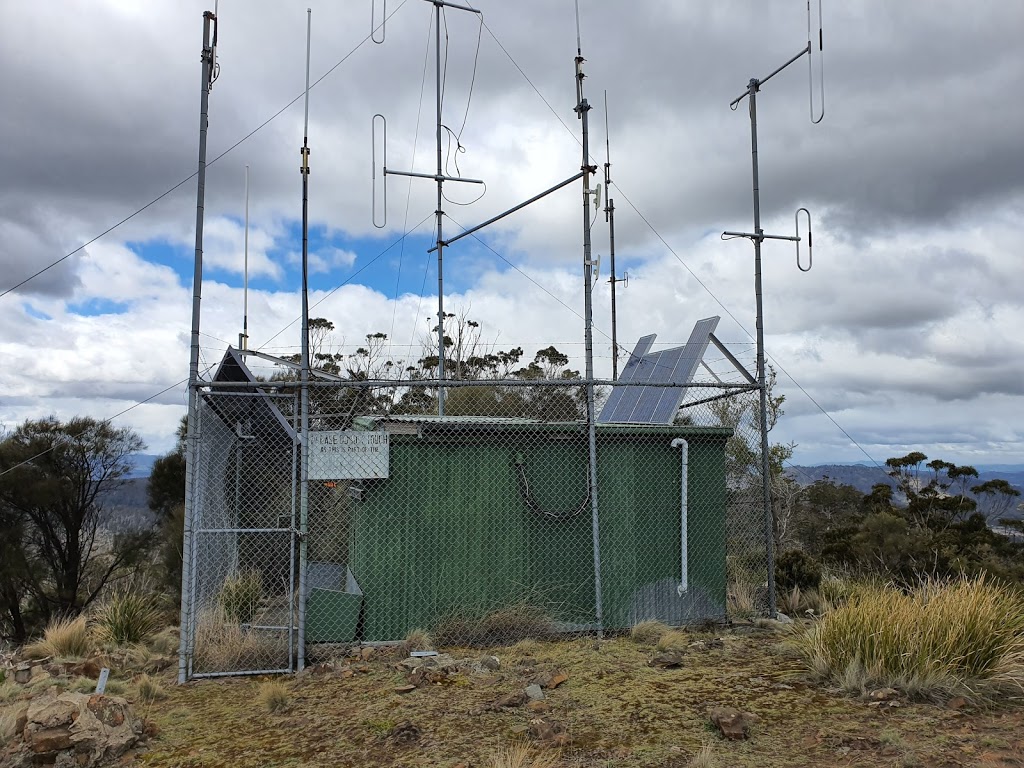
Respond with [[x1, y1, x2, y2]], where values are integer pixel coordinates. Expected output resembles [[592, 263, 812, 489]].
[[23, 614, 91, 659], [257, 679, 289, 713], [800, 574, 1024, 701], [93, 588, 164, 646], [218, 570, 263, 624], [630, 620, 669, 645]]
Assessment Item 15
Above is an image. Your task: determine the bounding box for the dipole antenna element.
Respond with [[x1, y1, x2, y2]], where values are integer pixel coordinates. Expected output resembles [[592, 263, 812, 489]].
[[720, 0, 825, 623], [371, 0, 484, 418]]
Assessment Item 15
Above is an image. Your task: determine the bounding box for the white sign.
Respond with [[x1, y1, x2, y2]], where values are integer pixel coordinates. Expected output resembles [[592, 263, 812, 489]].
[[309, 430, 389, 480]]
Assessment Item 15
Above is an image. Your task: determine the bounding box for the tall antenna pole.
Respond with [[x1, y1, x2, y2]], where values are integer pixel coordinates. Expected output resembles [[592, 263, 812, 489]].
[[241, 165, 249, 351], [297, 6, 312, 672], [434, 0, 446, 417], [603, 91, 622, 380], [575, 2, 604, 638], [179, 8, 216, 685]]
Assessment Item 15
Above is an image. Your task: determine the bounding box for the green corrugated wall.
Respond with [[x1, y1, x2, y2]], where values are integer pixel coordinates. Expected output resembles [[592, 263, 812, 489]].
[[346, 423, 729, 641]]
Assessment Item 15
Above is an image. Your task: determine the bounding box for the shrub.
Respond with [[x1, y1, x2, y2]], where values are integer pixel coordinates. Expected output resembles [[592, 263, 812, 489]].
[[776, 550, 822, 594], [23, 615, 91, 659], [629, 620, 669, 645], [218, 570, 263, 625], [93, 588, 164, 646], [258, 679, 289, 713], [800, 574, 1024, 701]]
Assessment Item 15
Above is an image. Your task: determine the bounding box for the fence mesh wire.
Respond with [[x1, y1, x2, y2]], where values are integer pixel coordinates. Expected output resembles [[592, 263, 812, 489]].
[[180, 374, 771, 678]]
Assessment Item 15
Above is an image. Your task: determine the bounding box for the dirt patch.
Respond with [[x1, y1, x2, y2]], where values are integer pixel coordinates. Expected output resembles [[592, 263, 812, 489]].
[[129, 629, 1024, 768]]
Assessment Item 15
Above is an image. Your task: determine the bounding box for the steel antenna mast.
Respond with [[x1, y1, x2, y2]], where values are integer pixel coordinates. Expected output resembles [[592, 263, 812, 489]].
[[722, 0, 823, 619], [240, 165, 250, 351], [603, 91, 626, 380], [383, 0, 484, 417], [179, 6, 218, 685], [297, 7, 312, 672], [574, 0, 604, 638]]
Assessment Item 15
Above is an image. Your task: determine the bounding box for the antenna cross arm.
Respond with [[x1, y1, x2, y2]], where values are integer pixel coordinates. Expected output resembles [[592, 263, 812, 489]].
[[423, 0, 482, 13], [729, 42, 811, 107], [385, 168, 484, 185], [721, 230, 799, 243], [428, 170, 585, 253]]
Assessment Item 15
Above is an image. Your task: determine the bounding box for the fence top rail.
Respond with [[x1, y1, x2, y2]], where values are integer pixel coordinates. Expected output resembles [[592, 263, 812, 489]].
[[194, 378, 760, 391]]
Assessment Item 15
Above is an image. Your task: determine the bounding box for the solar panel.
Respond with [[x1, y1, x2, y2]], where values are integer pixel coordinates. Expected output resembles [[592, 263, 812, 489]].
[[597, 317, 720, 424]]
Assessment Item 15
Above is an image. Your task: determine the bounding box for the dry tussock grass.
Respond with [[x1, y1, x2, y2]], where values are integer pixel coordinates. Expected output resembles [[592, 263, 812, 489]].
[[23, 615, 92, 660], [258, 679, 289, 713], [801, 574, 1024, 702], [193, 605, 283, 672], [629, 620, 669, 645], [488, 743, 560, 768]]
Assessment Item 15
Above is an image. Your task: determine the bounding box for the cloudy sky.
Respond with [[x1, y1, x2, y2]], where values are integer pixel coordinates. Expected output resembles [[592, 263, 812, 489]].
[[1, 0, 1021, 468]]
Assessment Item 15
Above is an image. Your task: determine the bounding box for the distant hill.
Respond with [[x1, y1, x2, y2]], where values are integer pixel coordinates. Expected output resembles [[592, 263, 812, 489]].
[[100, 476, 155, 532], [786, 464, 1024, 521]]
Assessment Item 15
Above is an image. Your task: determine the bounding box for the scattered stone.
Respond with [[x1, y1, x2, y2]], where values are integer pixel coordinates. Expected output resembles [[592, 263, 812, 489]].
[[532, 670, 568, 690], [388, 720, 421, 745], [649, 651, 685, 669], [13, 664, 32, 685], [946, 696, 967, 711], [708, 706, 758, 741], [142, 719, 161, 739], [525, 684, 546, 702], [360, 647, 377, 661], [494, 690, 529, 708], [526, 700, 551, 714], [771, 683, 795, 691], [393, 685, 417, 694], [775, 612, 794, 624], [479, 655, 500, 671], [706, 637, 725, 650], [351, 663, 371, 674], [868, 688, 899, 702]]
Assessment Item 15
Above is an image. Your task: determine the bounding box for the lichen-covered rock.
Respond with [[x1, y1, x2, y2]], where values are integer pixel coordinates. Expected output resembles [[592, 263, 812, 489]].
[[12, 691, 142, 767]]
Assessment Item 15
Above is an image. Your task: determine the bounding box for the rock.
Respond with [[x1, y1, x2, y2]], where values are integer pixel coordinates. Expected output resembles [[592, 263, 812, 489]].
[[526, 700, 550, 714], [393, 685, 417, 694], [708, 706, 757, 741], [868, 687, 899, 702], [494, 690, 529, 708], [142, 719, 161, 739], [532, 670, 568, 690], [479, 654, 500, 671], [649, 651, 685, 669], [774, 612, 794, 624], [360, 647, 376, 661], [15, 692, 141, 767], [706, 637, 725, 650], [525, 684, 545, 701], [14, 665, 32, 685], [946, 696, 967, 710]]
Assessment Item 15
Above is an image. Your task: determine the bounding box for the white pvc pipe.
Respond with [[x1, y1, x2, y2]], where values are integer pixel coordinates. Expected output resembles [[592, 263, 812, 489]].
[[670, 438, 688, 595]]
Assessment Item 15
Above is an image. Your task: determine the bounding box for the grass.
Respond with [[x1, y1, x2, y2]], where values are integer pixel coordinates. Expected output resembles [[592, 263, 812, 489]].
[[488, 743, 560, 768], [629, 620, 669, 645], [23, 614, 92, 659], [399, 628, 433, 656], [93, 587, 164, 646], [727, 580, 758, 619], [136, 674, 167, 704], [0, 706, 18, 747], [148, 627, 180, 656], [800, 574, 1024, 701], [687, 742, 716, 768], [434, 603, 555, 647], [193, 604, 284, 673], [655, 630, 690, 653], [257, 679, 289, 713], [218, 570, 263, 625]]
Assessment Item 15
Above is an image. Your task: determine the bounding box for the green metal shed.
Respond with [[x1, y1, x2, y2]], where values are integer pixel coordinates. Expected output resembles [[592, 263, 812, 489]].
[[307, 416, 732, 643]]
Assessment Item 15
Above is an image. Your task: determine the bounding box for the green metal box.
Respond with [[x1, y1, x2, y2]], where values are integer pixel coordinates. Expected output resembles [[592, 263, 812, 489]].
[[343, 417, 731, 641]]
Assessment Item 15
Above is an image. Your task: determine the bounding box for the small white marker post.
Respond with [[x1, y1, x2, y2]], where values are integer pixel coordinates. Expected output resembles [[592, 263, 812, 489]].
[[95, 667, 110, 695]]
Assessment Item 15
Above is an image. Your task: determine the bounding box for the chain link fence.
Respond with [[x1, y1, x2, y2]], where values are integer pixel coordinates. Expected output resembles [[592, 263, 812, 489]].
[[179, 371, 770, 678]]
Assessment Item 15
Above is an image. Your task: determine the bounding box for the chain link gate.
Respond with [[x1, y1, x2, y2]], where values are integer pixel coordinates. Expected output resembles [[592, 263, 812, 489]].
[[180, 370, 771, 678], [181, 390, 299, 678]]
